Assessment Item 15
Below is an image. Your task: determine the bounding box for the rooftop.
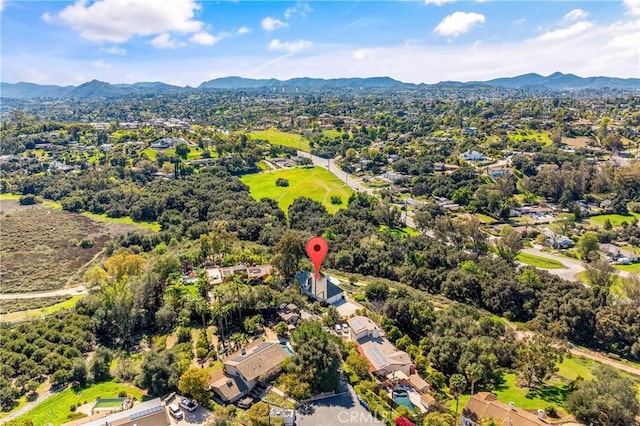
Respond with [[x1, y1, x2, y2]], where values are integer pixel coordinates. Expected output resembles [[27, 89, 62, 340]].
[[462, 392, 549, 426], [225, 341, 288, 383]]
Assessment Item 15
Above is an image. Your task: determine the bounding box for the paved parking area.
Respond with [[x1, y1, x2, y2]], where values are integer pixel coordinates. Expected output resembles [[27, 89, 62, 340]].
[[167, 402, 212, 425], [297, 386, 384, 426]]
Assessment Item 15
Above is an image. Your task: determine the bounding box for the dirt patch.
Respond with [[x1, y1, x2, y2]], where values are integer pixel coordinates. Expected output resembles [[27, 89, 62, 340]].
[[0, 204, 141, 293]]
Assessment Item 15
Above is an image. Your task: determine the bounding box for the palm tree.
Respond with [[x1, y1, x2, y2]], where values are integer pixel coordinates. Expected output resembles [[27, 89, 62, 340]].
[[449, 374, 467, 426], [465, 362, 484, 395]]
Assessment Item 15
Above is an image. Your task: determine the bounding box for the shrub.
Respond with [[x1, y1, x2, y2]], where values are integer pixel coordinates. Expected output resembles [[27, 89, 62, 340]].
[[545, 405, 558, 418], [330, 195, 343, 205], [275, 178, 289, 187], [118, 391, 127, 397], [176, 327, 191, 344], [19, 194, 37, 205], [79, 238, 95, 249], [196, 347, 208, 359], [354, 293, 366, 302]]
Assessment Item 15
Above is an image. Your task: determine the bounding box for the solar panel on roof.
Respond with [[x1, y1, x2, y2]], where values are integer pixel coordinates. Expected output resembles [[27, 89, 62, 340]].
[[129, 405, 163, 420], [365, 346, 389, 369]]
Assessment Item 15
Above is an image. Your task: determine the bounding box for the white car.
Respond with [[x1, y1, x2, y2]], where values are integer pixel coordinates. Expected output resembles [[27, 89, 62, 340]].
[[179, 397, 198, 412], [334, 324, 342, 333], [341, 324, 349, 334], [168, 403, 184, 420]]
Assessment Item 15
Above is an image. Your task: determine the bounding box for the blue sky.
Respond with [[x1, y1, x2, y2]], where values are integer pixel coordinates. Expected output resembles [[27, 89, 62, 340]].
[[1, 0, 638, 85]]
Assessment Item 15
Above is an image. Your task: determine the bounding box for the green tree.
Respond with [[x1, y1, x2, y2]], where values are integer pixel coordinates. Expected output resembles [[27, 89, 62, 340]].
[[465, 362, 484, 395], [584, 258, 615, 307], [90, 346, 112, 382], [515, 336, 564, 388], [178, 367, 210, 403], [495, 226, 523, 264], [247, 401, 270, 426], [566, 366, 640, 426], [577, 231, 600, 260], [345, 351, 370, 380], [365, 281, 389, 302], [288, 321, 343, 395], [275, 321, 289, 337], [137, 350, 179, 396], [70, 358, 88, 387], [449, 373, 467, 426], [271, 232, 305, 280], [323, 305, 341, 327]]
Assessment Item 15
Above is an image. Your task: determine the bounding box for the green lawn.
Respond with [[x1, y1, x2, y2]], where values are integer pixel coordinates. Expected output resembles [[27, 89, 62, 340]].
[[492, 373, 569, 416], [589, 213, 640, 227], [516, 252, 564, 269], [614, 263, 640, 273], [508, 130, 552, 145], [80, 211, 161, 232], [378, 225, 420, 237], [240, 167, 354, 214], [14, 381, 144, 426], [475, 214, 498, 224], [249, 128, 310, 152], [0, 296, 83, 323]]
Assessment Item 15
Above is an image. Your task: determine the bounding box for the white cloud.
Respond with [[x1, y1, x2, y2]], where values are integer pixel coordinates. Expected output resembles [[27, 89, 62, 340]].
[[284, 2, 312, 19], [425, 0, 455, 5], [92, 59, 109, 69], [150, 33, 181, 49], [42, 12, 53, 23], [100, 46, 127, 55], [624, 0, 640, 16], [262, 17, 288, 32], [434, 12, 485, 38], [189, 31, 222, 46], [564, 9, 588, 21], [353, 49, 374, 60], [51, 0, 202, 43], [268, 39, 312, 53], [536, 21, 592, 42], [237, 26, 251, 35]]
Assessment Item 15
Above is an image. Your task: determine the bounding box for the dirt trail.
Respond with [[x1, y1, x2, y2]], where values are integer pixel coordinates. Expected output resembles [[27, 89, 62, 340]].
[[0, 285, 87, 300]]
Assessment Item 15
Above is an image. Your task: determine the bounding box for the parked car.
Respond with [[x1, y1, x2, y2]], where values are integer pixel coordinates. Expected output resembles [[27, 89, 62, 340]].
[[341, 324, 349, 333], [334, 324, 342, 333], [179, 397, 198, 412], [168, 404, 184, 420]]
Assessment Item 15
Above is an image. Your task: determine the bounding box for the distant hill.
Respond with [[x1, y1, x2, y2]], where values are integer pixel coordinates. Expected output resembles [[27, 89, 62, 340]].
[[1, 72, 638, 98], [198, 76, 407, 89]]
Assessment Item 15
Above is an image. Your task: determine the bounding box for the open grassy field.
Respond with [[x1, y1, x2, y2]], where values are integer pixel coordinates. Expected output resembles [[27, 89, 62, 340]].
[[516, 252, 564, 269], [14, 380, 144, 426], [0, 295, 71, 314], [378, 225, 420, 237], [588, 213, 640, 227], [249, 128, 310, 152], [0, 203, 109, 293], [240, 166, 354, 214], [575, 271, 627, 297], [81, 211, 161, 232], [508, 130, 552, 145], [0, 296, 83, 323]]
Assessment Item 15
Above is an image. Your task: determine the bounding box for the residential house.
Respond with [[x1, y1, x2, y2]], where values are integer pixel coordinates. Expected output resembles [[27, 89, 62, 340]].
[[277, 304, 300, 327], [543, 228, 573, 249], [150, 138, 177, 149], [463, 127, 478, 135], [210, 342, 289, 403], [459, 150, 486, 162], [246, 265, 272, 282], [488, 169, 510, 181], [348, 316, 413, 377], [61, 398, 169, 426], [295, 271, 344, 305], [460, 392, 556, 426]]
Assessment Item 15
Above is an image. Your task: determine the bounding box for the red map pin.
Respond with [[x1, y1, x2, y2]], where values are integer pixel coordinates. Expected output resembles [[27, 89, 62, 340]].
[[306, 236, 329, 279]]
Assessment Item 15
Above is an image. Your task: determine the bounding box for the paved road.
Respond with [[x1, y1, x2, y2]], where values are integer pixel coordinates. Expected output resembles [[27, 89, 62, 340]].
[[297, 151, 374, 195], [297, 384, 384, 426], [0, 285, 87, 300], [0, 391, 52, 425]]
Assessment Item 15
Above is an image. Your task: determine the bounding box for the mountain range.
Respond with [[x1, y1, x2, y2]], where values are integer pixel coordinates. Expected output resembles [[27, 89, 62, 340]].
[[1, 72, 638, 99]]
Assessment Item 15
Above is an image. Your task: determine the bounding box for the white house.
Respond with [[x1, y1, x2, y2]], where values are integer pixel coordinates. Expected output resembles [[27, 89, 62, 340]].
[[295, 271, 344, 305], [459, 150, 486, 162]]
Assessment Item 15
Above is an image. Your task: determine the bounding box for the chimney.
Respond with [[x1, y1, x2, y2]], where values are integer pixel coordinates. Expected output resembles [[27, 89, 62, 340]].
[[509, 402, 515, 411]]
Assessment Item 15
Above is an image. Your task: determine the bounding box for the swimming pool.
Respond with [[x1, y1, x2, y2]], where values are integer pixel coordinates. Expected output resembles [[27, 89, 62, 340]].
[[280, 343, 294, 356], [393, 392, 415, 410]]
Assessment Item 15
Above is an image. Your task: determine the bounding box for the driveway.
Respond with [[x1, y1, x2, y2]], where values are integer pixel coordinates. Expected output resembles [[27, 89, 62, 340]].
[[0, 285, 87, 300], [168, 405, 212, 425], [297, 385, 384, 426]]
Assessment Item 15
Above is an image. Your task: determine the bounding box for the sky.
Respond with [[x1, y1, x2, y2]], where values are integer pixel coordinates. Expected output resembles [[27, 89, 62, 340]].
[[1, 0, 639, 86]]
